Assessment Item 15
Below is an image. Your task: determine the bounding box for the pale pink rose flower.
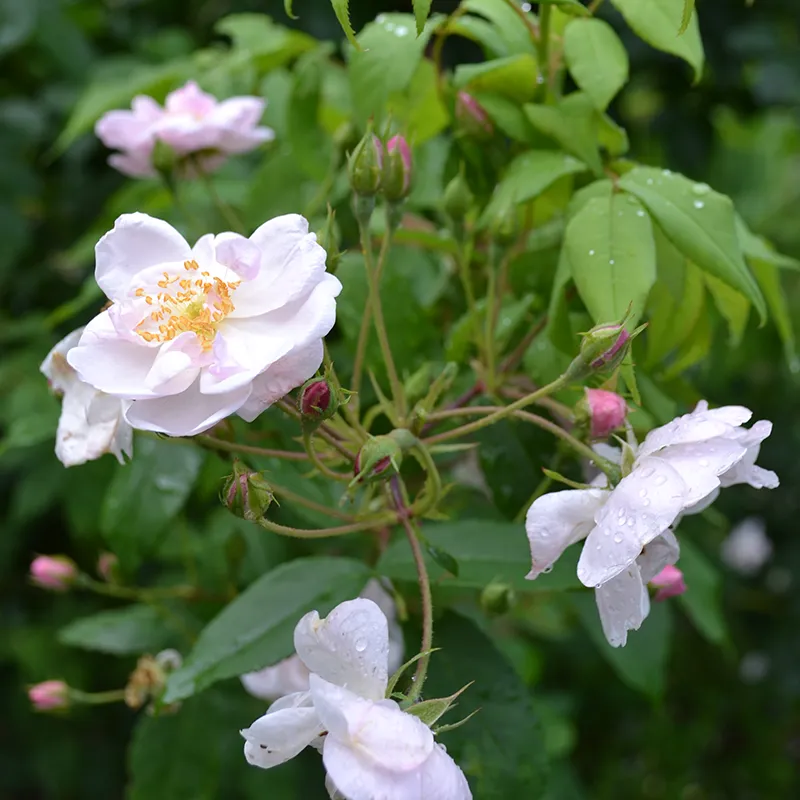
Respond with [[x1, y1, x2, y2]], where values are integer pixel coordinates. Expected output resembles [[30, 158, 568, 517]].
[[95, 81, 275, 178]]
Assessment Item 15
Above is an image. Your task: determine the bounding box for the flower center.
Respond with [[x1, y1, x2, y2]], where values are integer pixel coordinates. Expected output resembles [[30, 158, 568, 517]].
[[133, 259, 239, 351]]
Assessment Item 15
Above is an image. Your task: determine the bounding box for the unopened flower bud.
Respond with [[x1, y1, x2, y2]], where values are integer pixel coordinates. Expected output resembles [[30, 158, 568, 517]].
[[353, 438, 402, 484], [152, 137, 179, 175], [29, 680, 70, 712], [223, 460, 274, 522], [299, 377, 339, 423], [480, 582, 516, 616], [383, 135, 413, 202], [443, 169, 475, 224], [348, 129, 384, 198], [30, 555, 77, 592], [455, 92, 494, 140], [581, 321, 630, 371], [97, 552, 119, 582], [578, 388, 628, 440], [650, 565, 687, 602]]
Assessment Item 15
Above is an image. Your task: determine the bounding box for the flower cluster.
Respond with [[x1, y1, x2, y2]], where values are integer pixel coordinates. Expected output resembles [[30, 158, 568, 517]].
[[241, 598, 471, 800], [95, 81, 274, 178], [525, 401, 778, 646]]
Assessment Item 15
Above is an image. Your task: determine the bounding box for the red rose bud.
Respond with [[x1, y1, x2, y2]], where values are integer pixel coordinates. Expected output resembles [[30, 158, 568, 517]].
[[348, 129, 384, 198], [299, 377, 338, 422], [383, 135, 413, 201], [455, 92, 494, 140], [650, 565, 687, 602], [223, 460, 274, 522], [30, 555, 77, 592], [585, 388, 628, 439], [29, 680, 70, 712], [352, 435, 404, 485]]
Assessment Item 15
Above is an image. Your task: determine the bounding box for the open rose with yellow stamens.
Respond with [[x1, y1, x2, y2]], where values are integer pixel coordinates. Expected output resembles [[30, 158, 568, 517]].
[[67, 213, 341, 437]]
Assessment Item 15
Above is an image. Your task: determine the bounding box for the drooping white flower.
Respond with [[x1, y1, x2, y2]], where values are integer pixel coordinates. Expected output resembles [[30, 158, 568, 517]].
[[526, 401, 777, 646], [240, 599, 471, 800], [721, 516, 773, 575], [241, 580, 405, 702], [66, 213, 340, 437], [40, 327, 133, 467]]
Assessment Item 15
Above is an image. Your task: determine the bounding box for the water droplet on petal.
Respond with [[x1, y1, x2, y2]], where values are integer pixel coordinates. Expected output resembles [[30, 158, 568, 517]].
[[355, 639, 368, 652], [542, 564, 553, 574], [642, 499, 651, 507], [638, 488, 648, 498], [655, 475, 667, 486], [640, 467, 655, 479], [698, 458, 709, 467], [613, 533, 624, 543], [627, 518, 635, 527]]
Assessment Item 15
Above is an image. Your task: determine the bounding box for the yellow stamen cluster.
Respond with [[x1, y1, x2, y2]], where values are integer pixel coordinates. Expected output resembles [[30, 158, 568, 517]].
[[133, 259, 239, 351]]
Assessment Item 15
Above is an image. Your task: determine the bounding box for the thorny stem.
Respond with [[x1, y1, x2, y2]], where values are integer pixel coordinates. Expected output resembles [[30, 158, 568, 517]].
[[195, 434, 310, 461], [325, 343, 367, 438], [484, 253, 498, 391], [456, 238, 482, 356], [76, 575, 204, 603], [69, 688, 128, 705], [277, 399, 356, 460], [352, 222, 394, 415], [257, 514, 397, 539], [358, 219, 407, 421], [424, 405, 620, 482], [269, 478, 355, 521], [499, 314, 548, 374], [390, 477, 433, 702], [302, 430, 353, 481]]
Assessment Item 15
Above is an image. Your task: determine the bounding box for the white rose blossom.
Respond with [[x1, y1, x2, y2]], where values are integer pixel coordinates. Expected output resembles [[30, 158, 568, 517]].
[[526, 401, 778, 646], [241, 579, 405, 702], [240, 598, 471, 800], [40, 327, 133, 467], [66, 212, 340, 437]]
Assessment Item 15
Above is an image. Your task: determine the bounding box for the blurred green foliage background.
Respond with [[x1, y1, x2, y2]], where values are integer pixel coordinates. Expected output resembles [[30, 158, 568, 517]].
[[2, 1, 799, 798]]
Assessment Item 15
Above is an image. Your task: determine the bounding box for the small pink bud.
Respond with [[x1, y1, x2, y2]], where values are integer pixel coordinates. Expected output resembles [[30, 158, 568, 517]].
[[29, 680, 70, 712], [586, 388, 628, 439], [97, 552, 119, 582], [348, 130, 384, 197], [30, 555, 77, 592], [298, 378, 335, 421], [650, 565, 687, 602], [455, 92, 494, 140], [383, 135, 413, 201]]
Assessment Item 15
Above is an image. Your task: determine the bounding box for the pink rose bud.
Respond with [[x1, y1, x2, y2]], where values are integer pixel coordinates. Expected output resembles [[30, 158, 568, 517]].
[[455, 92, 494, 140], [348, 130, 384, 198], [30, 555, 77, 592], [97, 552, 119, 582], [223, 460, 274, 522], [29, 680, 70, 712], [585, 388, 628, 439], [383, 135, 413, 201], [650, 565, 687, 602], [298, 377, 338, 422]]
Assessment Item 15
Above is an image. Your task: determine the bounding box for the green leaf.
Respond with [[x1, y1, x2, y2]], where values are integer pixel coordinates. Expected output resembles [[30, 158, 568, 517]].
[[287, 51, 332, 180], [663, 298, 712, 379], [284, 0, 298, 20], [163, 557, 371, 702], [58, 604, 185, 656], [679, 0, 695, 34], [483, 150, 587, 224], [611, 0, 704, 82], [735, 214, 800, 271], [564, 19, 629, 110], [377, 520, 581, 592], [546, 245, 576, 354], [525, 93, 604, 176], [423, 612, 547, 797], [751, 260, 796, 364], [462, 0, 537, 55], [454, 54, 539, 104], [703, 273, 750, 346], [331, 0, 359, 48], [538, 0, 592, 16], [215, 13, 316, 71], [413, 0, 434, 36], [618, 168, 766, 320], [573, 593, 672, 698], [100, 437, 203, 570], [677, 537, 728, 645], [348, 13, 435, 123], [565, 193, 656, 325], [425, 543, 460, 576], [469, 92, 537, 142]]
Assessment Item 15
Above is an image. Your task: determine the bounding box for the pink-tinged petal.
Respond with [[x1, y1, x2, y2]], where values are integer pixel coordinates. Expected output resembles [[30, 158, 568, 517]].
[[310, 676, 433, 770], [142, 332, 202, 395], [237, 339, 323, 423], [214, 232, 261, 280], [95, 213, 191, 302], [650, 565, 687, 602], [164, 80, 217, 117], [152, 117, 220, 154], [653, 437, 747, 506], [241, 699, 323, 769], [95, 109, 154, 150], [594, 564, 650, 648], [637, 530, 680, 583], [233, 214, 329, 319], [719, 421, 779, 489], [295, 599, 389, 701], [204, 274, 338, 395], [578, 457, 687, 588], [108, 151, 157, 178], [525, 489, 607, 579], [208, 96, 266, 129], [123, 378, 251, 436], [213, 125, 275, 154], [67, 312, 160, 399], [40, 327, 84, 394], [131, 95, 163, 122]]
